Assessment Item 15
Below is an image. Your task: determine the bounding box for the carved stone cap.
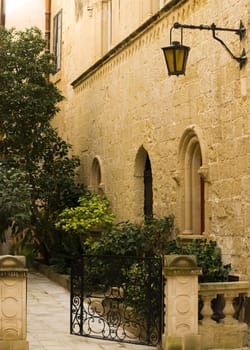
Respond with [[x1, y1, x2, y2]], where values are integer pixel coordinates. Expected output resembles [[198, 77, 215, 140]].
[[163, 255, 202, 276], [0, 255, 27, 276]]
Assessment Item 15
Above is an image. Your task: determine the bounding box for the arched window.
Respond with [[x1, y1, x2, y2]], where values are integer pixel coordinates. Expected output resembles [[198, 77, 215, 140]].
[[134, 146, 153, 220], [178, 128, 208, 235], [184, 139, 204, 234], [91, 157, 104, 194], [144, 154, 153, 218]]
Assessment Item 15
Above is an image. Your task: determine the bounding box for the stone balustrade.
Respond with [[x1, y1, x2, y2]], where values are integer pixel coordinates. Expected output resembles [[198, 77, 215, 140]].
[[162, 255, 250, 350], [199, 281, 249, 349]]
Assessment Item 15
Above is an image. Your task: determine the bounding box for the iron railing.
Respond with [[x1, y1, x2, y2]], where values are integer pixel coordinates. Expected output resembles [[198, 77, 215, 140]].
[[70, 255, 163, 346]]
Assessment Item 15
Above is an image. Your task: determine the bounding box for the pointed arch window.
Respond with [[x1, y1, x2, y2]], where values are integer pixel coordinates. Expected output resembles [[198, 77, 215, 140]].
[[178, 131, 207, 236], [91, 157, 104, 195], [134, 146, 153, 221], [184, 141, 204, 234], [144, 154, 153, 218]]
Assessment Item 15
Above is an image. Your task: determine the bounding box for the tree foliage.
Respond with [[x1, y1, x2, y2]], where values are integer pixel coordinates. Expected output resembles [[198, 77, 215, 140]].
[[0, 27, 84, 257], [55, 193, 114, 236], [0, 165, 32, 238]]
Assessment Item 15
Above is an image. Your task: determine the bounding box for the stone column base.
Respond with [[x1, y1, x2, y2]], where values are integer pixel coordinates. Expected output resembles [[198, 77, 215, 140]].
[[0, 340, 29, 350], [162, 334, 201, 350]]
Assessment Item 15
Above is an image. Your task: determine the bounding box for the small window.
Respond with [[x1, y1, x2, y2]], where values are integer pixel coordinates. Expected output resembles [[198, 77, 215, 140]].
[[107, 0, 112, 49], [53, 10, 62, 72], [144, 154, 153, 218], [101, 0, 112, 54], [91, 157, 104, 195]]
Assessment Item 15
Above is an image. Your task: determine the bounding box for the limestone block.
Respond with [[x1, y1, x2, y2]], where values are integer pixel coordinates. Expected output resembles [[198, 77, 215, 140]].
[[199, 323, 248, 350]]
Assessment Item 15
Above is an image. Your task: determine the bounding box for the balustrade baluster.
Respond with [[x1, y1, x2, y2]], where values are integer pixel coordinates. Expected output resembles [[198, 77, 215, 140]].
[[222, 292, 238, 324], [200, 293, 216, 324]]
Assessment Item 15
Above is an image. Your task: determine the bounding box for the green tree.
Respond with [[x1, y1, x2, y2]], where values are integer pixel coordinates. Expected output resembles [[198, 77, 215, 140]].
[[0, 27, 84, 259]]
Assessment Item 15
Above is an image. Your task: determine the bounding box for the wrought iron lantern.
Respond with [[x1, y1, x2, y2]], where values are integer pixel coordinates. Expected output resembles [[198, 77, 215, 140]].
[[162, 41, 190, 76], [162, 21, 247, 76]]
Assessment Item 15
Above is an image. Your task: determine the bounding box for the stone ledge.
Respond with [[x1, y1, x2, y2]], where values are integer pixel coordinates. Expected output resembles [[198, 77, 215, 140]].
[[199, 281, 249, 293], [32, 262, 70, 291]]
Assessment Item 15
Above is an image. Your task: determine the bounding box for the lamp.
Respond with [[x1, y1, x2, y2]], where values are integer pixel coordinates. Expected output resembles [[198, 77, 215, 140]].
[[162, 41, 190, 76], [162, 21, 247, 76], [162, 25, 190, 76]]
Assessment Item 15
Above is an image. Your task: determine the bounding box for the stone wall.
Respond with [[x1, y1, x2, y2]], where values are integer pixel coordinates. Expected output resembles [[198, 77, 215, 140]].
[[50, 0, 250, 280]]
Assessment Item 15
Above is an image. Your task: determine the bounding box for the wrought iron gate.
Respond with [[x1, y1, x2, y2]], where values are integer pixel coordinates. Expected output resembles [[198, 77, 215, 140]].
[[70, 255, 163, 346]]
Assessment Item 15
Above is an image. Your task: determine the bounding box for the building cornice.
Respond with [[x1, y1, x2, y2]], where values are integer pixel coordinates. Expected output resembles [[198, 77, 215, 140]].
[[71, 0, 187, 88]]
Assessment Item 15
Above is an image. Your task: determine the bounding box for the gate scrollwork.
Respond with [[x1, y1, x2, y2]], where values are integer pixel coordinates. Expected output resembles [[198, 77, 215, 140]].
[[70, 255, 163, 346]]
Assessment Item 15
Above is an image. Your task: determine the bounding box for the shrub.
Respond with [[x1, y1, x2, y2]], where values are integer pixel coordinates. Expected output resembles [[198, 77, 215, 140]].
[[55, 192, 114, 237], [165, 238, 231, 282], [84, 215, 174, 320], [85, 215, 175, 256]]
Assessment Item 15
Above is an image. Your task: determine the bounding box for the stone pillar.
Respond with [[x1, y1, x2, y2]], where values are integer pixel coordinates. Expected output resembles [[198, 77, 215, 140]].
[[0, 255, 29, 350], [162, 255, 202, 350]]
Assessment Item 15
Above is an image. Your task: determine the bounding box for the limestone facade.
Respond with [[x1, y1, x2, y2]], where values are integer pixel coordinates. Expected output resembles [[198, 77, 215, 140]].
[[49, 0, 250, 280]]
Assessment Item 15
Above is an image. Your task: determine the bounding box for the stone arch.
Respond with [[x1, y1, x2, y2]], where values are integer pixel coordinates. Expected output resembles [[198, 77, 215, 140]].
[[90, 156, 105, 194], [176, 125, 209, 235], [134, 145, 153, 220]]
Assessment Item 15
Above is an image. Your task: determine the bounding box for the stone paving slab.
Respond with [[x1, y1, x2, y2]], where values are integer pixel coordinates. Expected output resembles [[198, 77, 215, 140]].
[[27, 271, 157, 350]]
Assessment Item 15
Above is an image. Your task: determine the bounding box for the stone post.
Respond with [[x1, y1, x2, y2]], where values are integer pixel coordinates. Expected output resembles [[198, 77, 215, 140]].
[[162, 255, 202, 350], [0, 255, 29, 350]]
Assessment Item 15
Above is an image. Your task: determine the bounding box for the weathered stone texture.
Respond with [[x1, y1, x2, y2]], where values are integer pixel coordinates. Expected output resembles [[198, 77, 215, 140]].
[[51, 0, 250, 280]]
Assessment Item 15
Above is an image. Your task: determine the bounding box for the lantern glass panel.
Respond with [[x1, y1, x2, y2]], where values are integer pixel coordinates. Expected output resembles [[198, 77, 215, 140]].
[[164, 48, 174, 73], [175, 48, 186, 71]]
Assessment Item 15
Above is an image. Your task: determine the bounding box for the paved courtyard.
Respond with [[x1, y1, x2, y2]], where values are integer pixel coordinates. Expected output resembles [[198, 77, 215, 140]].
[[27, 271, 157, 350]]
